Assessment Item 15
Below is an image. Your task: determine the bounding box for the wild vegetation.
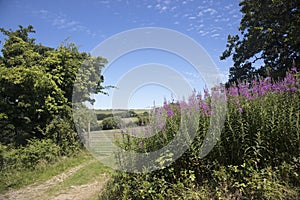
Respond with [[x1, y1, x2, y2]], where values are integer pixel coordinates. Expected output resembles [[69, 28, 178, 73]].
[[0, 0, 299, 199], [96, 109, 149, 130], [100, 70, 300, 199], [100, 0, 300, 199], [0, 25, 109, 192]]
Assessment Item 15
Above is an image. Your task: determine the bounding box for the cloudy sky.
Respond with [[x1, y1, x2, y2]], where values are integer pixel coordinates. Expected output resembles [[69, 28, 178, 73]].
[[1, 0, 242, 109]]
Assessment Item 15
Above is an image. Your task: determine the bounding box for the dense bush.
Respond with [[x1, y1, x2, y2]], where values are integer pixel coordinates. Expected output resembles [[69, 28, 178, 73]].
[[100, 70, 300, 199], [97, 110, 137, 121], [1, 139, 61, 170], [101, 117, 122, 130], [96, 113, 113, 121], [45, 117, 80, 155], [137, 115, 150, 126]]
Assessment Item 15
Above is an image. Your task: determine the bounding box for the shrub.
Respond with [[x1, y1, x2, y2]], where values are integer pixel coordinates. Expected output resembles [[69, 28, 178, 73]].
[[137, 115, 149, 126], [45, 117, 80, 155], [96, 113, 113, 120], [101, 117, 121, 130], [1, 139, 61, 170]]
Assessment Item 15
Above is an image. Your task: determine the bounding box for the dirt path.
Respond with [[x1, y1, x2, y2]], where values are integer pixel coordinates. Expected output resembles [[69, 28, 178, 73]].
[[0, 160, 108, 200], [52, 178, 109, 200]]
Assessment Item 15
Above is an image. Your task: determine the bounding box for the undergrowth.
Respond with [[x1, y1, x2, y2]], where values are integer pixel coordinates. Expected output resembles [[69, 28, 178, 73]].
[[99, 70, 300, 199], [0, 149, 92, 193]]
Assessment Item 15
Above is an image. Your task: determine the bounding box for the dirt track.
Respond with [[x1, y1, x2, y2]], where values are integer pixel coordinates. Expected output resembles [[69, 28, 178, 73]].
[[0, 160, 108, 200]]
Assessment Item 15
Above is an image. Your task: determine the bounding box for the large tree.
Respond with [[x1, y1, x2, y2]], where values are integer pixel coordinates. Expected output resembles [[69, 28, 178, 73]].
[[0, 25, 108, 147], [221, 0, 300, 85]]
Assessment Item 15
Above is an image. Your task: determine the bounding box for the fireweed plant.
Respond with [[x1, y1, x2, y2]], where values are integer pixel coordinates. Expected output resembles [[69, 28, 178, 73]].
[[100, 69, 300, 199]]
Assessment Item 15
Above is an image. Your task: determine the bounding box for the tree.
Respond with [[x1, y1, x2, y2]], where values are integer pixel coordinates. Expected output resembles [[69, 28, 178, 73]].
[[221, 0, 300, 85], [101, 117, 121, 130], [0, 25, 108, 148], [0, 64, 67, 144]]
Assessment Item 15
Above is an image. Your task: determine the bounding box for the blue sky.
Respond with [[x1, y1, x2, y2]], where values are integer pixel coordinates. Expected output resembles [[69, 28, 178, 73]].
[[1, 0, 242, 109]]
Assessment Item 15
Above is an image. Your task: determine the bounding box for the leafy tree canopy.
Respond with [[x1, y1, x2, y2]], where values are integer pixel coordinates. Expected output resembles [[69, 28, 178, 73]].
[[0, 25, 108, 147], [221, 0, 300, 85]]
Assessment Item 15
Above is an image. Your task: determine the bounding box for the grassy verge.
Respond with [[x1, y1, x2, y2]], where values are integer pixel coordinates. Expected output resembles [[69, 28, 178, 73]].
[[0, 150, 94, 193]]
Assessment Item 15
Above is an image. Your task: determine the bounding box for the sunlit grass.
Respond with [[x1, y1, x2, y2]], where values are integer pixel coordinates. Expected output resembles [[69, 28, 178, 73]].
[[0, 150, 93, 193]]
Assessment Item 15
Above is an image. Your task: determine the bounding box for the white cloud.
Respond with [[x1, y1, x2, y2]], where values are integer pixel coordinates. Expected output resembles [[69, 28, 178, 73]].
[[155, 3, 168, 13], [211, 33, 220, 38], [224, 4, 233, 10], [98, 0, 109, 4], [37, 9, 49, 15], [170, 6, 177, 11], [32, 9, 96, 36], [203, 8, 217, 15], [222, 18, 230, 22], [141, 0, 238, 41], [162, 0, 171, 5], [199, 30, 209, 36], [182, 13, 190, 18], [184, 71, 201, 79], [229, 9, 238, 15]]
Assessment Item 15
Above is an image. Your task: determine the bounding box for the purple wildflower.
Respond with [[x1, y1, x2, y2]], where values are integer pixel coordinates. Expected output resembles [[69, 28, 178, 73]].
[[228, 86, 239, 96], [167, 109, 174, 117], [157, 121, 165, 130], [196, 93, 202, 100], [204, 88, 210, 99], [199, 101, 211, 116], [138, 141, 144, 148], [291, 67, 297, 73], [238, 107, 243, 114]]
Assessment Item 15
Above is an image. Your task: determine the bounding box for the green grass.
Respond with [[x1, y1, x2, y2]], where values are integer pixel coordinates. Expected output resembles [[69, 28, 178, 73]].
[[58, 160, 110, 187], [0, 150, 93, 193], [46, 160, 110, 196], [95, 109, 150, 115]]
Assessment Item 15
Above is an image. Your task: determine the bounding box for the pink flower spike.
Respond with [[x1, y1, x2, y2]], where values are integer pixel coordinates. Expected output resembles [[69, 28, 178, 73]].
[[167, 109, 174, 117]]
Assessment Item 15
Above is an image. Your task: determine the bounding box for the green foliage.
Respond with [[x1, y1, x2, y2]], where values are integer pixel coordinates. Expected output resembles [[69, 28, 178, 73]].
[[0, 150, 93, 193], [137, 115, 149, 126], [0, 25, 110, 171], [100, 88, 300, 199], [101, 117, 121, 130], [128, 110, 138, 117], [221, 0, 300, 84], [0, 65, 67, 144], [0, 25, 108, 144], [45, 117, 80, 155], [1, 139, 60, 170], [96, 113, 113, 120]]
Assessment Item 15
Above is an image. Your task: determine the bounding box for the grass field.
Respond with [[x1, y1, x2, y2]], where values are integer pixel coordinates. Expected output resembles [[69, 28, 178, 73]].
[[85, 127, 148, 158], [94, 109, 150, 115]]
